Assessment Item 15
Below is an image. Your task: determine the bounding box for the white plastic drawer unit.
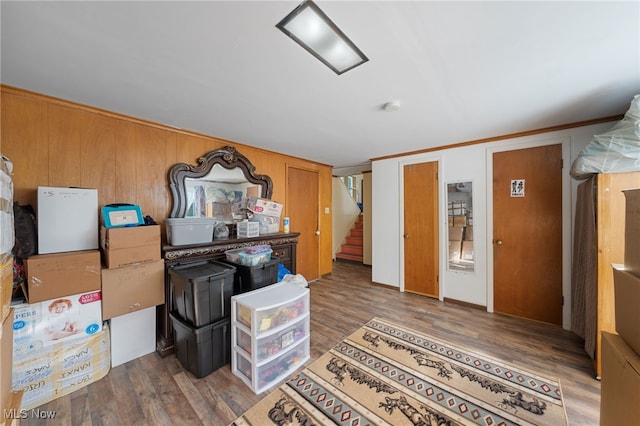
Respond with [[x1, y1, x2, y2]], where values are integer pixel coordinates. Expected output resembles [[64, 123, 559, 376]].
[[233, 283, 308, 334], [231, 282, 310, 393]]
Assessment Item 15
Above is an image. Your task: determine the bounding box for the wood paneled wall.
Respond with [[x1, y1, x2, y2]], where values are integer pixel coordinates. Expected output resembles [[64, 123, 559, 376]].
[[0, 85, 334, 276]]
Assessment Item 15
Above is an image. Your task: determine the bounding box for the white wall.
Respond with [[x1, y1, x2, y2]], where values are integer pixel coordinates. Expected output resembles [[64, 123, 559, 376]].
[[371, 121, 615, 329]]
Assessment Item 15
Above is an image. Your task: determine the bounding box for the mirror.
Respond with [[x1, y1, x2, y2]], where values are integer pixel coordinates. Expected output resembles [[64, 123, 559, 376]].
[[168, 146, 273, 221], [447, 181, 474, 272]]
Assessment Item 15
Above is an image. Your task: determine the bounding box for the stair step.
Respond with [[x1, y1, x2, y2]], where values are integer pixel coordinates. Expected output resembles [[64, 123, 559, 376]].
[[340, 244, 363, 256], [354, 221, 363, 230], [350, 229, 363, 238], [336, 253, 363, 262], [346, 236, 363, 246]]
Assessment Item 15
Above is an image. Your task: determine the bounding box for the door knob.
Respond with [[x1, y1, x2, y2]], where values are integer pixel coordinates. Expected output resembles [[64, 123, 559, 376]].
[[403, 234, 410, 238], [315, 230, 320, 235], [495, 239, 503, 245]]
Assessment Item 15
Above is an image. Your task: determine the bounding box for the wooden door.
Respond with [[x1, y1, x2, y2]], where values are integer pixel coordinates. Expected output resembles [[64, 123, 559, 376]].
[[403, 161, 439, 297], [287, 167, 320, 281], [493, 144, 563, 325]]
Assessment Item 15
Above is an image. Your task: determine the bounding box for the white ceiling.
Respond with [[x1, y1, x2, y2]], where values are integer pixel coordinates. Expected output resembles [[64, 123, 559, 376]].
[[2, 1, 639, 174]]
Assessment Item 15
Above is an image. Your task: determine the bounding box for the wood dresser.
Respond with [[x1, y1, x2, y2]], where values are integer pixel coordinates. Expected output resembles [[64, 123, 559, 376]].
[[156, 232, 299, 356]]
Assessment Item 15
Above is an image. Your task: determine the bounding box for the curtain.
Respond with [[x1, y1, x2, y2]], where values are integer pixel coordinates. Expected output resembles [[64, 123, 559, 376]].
[[570, 175, 597, 359]]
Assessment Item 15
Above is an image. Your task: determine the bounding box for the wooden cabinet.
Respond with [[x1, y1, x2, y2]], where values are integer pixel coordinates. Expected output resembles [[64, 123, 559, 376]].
[[594, 172, 640, 377], [156, 232, 299, 356]]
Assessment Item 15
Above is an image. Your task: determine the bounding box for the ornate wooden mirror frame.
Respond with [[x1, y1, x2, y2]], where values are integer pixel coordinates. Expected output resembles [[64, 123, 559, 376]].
[[168, 146, 273, 218]]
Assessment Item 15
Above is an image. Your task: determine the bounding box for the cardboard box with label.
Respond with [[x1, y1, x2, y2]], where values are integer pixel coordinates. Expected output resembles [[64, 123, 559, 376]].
[[12, 325, 110, 411], [12, 291, 103, 355], [25, 250, 101, 303], [37, 186, 98, 254], [247, 197, 283, 218], [250, 213, 280, 235], [100, 259, 164, 320], [100, 225, 160, 269]]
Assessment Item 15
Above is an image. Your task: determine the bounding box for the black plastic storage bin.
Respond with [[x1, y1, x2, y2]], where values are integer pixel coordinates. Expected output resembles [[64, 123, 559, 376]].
[[169, 260, 236, 327], [170, 312, 230, 378], [222, 256, 280, 294]]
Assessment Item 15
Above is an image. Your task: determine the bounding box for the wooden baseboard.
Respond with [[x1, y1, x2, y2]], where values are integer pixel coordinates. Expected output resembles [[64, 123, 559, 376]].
[[443, 297, 485, 311]]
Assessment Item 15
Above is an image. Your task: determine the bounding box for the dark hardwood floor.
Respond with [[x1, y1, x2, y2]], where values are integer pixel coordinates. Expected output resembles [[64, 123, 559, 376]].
[[20, 261, 600, 425]]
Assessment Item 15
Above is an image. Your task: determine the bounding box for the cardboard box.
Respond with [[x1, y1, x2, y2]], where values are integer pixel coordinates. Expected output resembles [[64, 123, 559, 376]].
[[624, 189, 640, 276], [110, 307, 156, 367], [448, 226, 463, 241], [12, 291, 103, 355], [100, 225, 161, 269], [250, 213, 280, 235], [37, 186, 98, 254], [461, 241, 474, 262], [1, 309, 14, 413], [2, 391, 23, 425], [464, 226, 473, 241], [24, 250, 101, 303], [448, 240, 462, 261], [613, 265, 640, 354], [246, 197, 283, 218], [600, 332, 640, 424], [452, 215, 467, 227], [100, 259, 164, 320], [0, 260, 12, 323], [12, 325, 110, 411]]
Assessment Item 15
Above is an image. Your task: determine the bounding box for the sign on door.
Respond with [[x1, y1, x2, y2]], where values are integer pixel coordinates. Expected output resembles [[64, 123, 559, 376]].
[[511, 179, 525, 197]]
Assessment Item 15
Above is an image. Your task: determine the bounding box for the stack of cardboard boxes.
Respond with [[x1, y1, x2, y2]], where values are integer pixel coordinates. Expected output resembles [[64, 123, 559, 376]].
[[9, 187, 165, 411], [247, 197, 283, 235], [600, 188, 640, 424], [447, 200, 474, 267], [100, 224, 164, 367], [0, 156, 20, 420], [13, 187, 109, 411]]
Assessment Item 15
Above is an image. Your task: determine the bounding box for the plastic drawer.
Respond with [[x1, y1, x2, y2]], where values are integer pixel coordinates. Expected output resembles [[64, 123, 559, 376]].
[[234, 343, 309, 393], [235, 317, 309, 362], [234, 285, 308, 335]]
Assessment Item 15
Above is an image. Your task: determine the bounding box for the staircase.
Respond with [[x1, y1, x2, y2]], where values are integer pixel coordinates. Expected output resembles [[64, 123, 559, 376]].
[[336, 214, 363, 263]]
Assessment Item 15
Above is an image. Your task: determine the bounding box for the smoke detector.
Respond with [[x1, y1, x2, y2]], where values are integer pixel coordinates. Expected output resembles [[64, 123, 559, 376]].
[[383, 101, 401, 112]]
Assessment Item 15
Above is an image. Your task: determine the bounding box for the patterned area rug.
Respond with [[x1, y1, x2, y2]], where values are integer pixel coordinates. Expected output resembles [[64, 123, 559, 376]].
[[232, 317, 568, 426]]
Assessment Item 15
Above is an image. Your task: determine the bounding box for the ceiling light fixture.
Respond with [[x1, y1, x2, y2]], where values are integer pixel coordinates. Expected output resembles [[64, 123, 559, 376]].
[[276, 0, 369, 75]]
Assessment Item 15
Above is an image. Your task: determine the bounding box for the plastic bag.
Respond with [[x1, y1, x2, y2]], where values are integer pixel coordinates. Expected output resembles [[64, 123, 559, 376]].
[[571, 94, 640, 179], [280, 273, 308, 287], [213, 223, 229, 240]]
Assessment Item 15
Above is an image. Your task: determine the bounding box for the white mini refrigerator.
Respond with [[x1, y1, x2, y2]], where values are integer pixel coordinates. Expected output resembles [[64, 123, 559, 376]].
[[37, 186, 99, 254]]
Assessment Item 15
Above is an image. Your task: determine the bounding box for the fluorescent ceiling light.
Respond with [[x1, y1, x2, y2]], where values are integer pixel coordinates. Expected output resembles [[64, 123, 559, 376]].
[[276, 0, 369, 75]]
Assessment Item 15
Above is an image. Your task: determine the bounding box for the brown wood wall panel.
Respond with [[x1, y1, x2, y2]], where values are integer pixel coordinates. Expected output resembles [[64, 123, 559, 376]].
[[1, 92, 48, 206], [1, 85, 333, 276], [48, 104, 83, 187], [82, 112, 116, 205], [114, 120, 138, 205]]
